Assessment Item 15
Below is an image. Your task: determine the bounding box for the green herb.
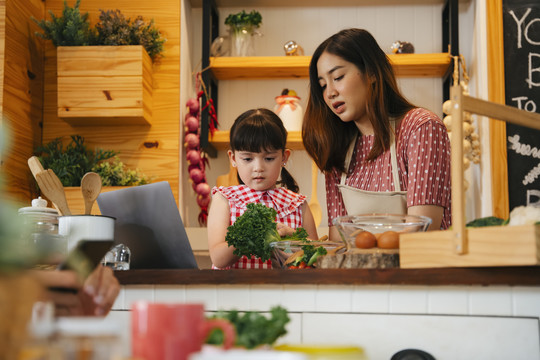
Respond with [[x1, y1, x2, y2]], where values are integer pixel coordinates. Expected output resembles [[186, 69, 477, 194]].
[[36, 135, 116, 187], [93, 156, 151, 186], [32, 0, 97, 46], [95, 9, 166, 61], [224, 10, 262, 29], [225, 203, 309, 262], [466, 216, 507, 228], [206, 306, 290, 349], [32, 0, 166, 61], [35, 135, 150, 187]]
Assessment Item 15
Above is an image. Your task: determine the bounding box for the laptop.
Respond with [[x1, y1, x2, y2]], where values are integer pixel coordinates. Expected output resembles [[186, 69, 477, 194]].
[[97, 181, 198, 269]]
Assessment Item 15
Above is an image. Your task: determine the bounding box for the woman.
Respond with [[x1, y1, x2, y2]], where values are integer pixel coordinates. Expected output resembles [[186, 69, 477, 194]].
[[302, 28, 451, 241]]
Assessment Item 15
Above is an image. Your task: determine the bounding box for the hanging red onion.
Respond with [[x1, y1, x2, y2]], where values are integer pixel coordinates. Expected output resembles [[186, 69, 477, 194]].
[[185, 116, 199, 133], [195, 182, 211, 197], [186, 150, 201, 165], [186, 98, 199, 115], [184, 133, 200, 149], [197, 194, 211, 208], [189, 167, 205, 184]]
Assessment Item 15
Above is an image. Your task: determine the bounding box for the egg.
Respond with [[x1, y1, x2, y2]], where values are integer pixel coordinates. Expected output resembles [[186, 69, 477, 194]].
[[354, 231, 377, 249], [377, 231, 400, 249]]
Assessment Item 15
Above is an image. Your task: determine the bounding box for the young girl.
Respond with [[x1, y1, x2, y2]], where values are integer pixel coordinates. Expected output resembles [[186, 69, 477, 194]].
[[208, 108, 318, 269]]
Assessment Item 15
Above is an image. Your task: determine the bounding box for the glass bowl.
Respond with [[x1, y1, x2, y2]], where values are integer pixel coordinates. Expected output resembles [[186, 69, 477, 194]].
[[269, 240, 345, 269], [332, 214, 432, 249]]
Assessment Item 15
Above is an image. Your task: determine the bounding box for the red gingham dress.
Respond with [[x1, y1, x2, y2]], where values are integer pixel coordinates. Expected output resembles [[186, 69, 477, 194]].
[[212, 185, 306, 269], [326, 108, 452, 229]]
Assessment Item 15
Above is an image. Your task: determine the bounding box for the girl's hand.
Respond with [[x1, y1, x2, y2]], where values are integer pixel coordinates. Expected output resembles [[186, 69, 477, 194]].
[[276, 222, 295, 237]]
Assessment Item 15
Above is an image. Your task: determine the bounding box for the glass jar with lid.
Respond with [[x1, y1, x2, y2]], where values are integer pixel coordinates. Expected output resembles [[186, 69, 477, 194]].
[[18, 197, 67, 266]]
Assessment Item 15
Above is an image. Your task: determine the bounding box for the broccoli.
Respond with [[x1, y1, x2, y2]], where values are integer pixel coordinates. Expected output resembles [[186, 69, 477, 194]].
[[225, 203, 309, 262]]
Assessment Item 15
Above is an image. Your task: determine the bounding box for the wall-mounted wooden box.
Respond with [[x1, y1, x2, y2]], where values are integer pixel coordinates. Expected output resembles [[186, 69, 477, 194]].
[[57, 46, 152, 126]]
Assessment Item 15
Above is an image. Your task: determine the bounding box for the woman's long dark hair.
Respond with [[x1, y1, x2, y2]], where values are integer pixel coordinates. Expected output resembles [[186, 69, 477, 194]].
[[230, 108, 299, 193], [302, 28, 415, 173]]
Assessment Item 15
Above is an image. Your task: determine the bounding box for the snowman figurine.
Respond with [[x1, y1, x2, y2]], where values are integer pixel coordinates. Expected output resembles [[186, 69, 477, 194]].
[[274, 88, 303, 132]]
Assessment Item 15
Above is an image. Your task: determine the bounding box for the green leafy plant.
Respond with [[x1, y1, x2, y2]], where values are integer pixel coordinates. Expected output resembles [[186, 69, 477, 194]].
[[206, 306, 290, 349], [224, 10, 262, 29], [33, 0, 96, 46], [35, 135, 150, 187], [33, 0, 166, 61], [93, 157, 151, 186], [95, 9, 166, 60], [225, 203, 309, 262]]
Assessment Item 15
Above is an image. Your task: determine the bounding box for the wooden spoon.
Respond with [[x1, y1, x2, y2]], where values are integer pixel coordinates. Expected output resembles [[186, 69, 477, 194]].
[[35, 169, 71, 216], [81, 172, 102, 215], [27, 156, 45, 178], [308, 161, 322, 227]]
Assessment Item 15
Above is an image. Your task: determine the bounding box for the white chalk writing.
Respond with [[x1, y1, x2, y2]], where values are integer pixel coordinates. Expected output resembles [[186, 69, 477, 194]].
[[508, 134, 540, 159], [523, 162, 540, 185]]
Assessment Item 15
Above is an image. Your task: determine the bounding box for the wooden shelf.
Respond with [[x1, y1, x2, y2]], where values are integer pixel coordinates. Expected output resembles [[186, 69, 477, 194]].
[[210, 130, 304, 150], [191, 0, 450, 8], [209, 53, 451, 80]]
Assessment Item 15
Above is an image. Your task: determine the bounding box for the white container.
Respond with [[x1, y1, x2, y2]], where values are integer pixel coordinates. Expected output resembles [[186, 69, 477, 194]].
[[59, 215, 115, 252], [274, 95, 303, 132], [54, 317, 122, 360]]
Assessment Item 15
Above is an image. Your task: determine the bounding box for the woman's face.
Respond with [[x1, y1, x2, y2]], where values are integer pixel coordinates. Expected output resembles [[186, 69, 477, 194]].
[[317, 51, 371, 130], [228, 148, 290, 191]]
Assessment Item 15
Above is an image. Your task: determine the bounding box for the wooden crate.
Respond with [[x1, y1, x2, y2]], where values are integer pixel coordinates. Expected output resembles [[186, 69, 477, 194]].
[[57, 46, 152, 125], [400, 84, 540, 268]]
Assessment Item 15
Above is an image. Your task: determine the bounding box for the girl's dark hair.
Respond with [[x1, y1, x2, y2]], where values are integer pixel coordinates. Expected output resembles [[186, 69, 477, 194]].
[[230, 108, 299, 193], [302, 28, 415, 173]]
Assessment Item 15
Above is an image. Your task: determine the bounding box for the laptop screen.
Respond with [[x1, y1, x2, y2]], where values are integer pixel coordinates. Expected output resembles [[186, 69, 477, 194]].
[[97, 182, 198, 269]]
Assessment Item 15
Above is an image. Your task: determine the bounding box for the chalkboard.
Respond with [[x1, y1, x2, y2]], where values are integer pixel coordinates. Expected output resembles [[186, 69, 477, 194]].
[[503, 0, 540, 211]]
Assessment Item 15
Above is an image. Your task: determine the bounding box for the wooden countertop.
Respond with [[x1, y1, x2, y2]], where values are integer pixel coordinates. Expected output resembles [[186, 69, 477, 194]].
[[115, 266, 540, 286]]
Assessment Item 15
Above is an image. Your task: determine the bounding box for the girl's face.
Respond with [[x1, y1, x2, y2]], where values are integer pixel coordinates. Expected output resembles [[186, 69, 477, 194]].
[[228, 148, 291, 191], [317, 51, 372, 131]]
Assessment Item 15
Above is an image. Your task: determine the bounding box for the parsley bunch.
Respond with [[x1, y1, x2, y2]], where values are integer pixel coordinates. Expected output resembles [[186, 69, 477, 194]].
[[206, 306, 290, 349], [225, 203, 309, 262]]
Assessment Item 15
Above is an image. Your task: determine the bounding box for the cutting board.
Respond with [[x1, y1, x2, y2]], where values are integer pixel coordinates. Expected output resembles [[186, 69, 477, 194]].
[[317, 248, 399, 269]]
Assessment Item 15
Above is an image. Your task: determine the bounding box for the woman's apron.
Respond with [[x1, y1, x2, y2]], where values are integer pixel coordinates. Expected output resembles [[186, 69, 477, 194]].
[[338, 122, 408, 215]]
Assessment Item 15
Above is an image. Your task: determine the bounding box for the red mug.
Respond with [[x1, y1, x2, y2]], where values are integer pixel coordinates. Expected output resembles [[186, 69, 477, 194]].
[[131, 302, 235, 360]]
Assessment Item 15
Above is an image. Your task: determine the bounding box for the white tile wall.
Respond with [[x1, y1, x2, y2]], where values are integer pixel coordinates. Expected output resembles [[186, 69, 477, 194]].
[[352, 285, 391, 313], [111, 284, 540, 359], [249, 285, 285, 311], [468, 286, 513, 316], [513, 286, 540, 318]]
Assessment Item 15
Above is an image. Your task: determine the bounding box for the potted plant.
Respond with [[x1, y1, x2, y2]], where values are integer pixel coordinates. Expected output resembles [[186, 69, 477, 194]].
[[33, 0, 166, 125], [224, 10, 262, 57], [35, 135, 152, 214]]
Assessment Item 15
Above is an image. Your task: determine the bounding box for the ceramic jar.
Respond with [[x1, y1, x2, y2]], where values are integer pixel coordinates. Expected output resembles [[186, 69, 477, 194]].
[[274, 94, 303, 132]]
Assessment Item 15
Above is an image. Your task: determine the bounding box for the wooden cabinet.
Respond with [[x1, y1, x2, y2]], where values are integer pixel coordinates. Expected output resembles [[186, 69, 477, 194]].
[[199, 0, 459, 154]]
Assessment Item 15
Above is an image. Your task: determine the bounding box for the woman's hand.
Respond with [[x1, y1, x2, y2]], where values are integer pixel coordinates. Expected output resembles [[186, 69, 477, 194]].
[[32, 265, 120, 317], [81, 265, 120, 316]]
